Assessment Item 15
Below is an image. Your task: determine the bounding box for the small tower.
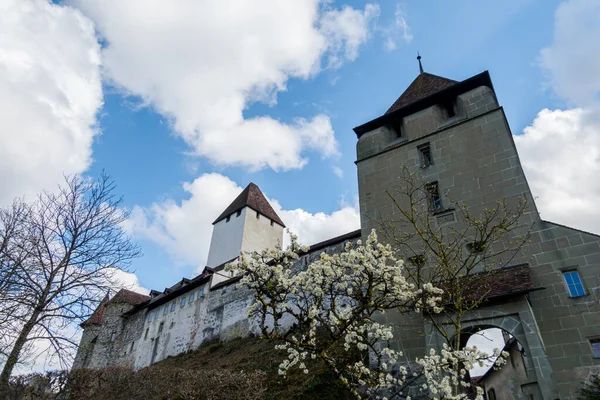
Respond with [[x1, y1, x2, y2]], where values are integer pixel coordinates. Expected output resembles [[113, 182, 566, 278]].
[[206, 183, 284, 283]]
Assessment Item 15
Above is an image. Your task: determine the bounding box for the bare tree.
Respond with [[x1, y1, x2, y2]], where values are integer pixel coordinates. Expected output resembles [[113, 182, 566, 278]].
[[0, 173, 141, 393], [376, 166, 533, 393]]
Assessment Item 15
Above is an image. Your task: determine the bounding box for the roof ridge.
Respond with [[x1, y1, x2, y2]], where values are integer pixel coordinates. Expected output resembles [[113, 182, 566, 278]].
[[212, 183, 285, 227]]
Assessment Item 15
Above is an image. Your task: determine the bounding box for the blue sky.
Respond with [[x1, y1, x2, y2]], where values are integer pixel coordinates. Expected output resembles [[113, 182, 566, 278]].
[[2, 0, 599, 296]]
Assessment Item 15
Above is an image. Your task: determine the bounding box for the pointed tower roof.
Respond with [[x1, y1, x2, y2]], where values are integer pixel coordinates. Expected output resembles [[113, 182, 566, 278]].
[[385, 72, 458, 115], [213, 183, 285, 227]]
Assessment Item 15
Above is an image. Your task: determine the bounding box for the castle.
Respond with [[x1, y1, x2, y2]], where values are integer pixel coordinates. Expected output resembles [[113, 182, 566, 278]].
[[73, 66, 600, 400]]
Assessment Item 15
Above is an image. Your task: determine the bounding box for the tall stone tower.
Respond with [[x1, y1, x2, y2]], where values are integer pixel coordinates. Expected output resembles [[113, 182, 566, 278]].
[[206, 183, 284, 284], [352, 66, 599, 399]]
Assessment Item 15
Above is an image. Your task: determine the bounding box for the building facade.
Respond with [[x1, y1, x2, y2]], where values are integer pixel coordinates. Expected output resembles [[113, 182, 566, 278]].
[[74, 68, 600, 399]]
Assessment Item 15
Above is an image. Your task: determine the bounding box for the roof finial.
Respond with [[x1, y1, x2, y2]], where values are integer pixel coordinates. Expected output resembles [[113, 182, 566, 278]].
[[417, 52, 424, 74]]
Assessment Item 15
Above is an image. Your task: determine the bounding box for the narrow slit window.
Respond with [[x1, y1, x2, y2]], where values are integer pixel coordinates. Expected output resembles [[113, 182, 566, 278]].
[[144, 328, 149, 340], [563, 270, 586, 297], [418, 143, 432, 168], [425, 182, 442, 211], [256, 211, 260, 219], [270, 220, 274, 226]]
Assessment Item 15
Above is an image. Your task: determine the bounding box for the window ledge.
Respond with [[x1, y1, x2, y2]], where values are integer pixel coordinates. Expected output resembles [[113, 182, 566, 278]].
[[568, 293, 590, 299], [432, 207, 455, 216]]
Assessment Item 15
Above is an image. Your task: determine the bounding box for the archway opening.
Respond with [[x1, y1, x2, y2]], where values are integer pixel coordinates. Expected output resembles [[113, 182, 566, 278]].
[[463, 326, 528, 400]]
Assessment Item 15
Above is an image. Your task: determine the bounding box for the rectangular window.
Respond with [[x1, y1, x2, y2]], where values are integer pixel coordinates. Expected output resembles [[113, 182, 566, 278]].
[[155, 310, 160, 320], [163, 305, 168, 315], [256, 211, 260, 219], [189, 292, 195, 303], [148, 312, 153, 322], [198, 286, 205, 298], [487, 388, 496, 400], [170, 302, 176, 312], [236, 210, 241, 217], [590, 339, 600, 358], [270, 220, 274, 226], [180, 296, 186, 307], [563, 270, 586, 297], [226, 215, 231, 222], [425, 182, 442, 211], [418, 143, 432, 168]]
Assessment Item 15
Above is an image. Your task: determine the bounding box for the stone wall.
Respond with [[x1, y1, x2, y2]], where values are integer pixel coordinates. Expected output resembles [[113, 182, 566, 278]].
[[74, 233, 359, 371]]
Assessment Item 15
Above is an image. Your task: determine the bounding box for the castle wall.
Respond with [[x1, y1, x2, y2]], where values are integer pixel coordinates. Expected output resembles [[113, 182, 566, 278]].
[[74, 235, 357, 371]]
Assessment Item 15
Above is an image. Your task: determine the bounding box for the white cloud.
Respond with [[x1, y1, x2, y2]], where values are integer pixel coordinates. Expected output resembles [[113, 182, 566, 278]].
[[319, 4, 380, 68], [515, 0, 600, 234], [0, 0, 103, 205], [539, 0, 600, 106], [127, 173, 360, 268], [333, 166, 344, 178], [515, 108, 600, 233], [111, 267, 150, 295], [381, 3, 413, 52], [72, 0, 378, 171]]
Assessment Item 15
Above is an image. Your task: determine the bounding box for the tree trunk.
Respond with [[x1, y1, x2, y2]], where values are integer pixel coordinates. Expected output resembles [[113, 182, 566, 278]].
[[0, 311, 39, 395]]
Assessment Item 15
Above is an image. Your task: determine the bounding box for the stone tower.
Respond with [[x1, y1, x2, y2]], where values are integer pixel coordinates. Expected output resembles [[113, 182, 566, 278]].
[[353, 67, 600, 399], [206, 183, 284, 284]]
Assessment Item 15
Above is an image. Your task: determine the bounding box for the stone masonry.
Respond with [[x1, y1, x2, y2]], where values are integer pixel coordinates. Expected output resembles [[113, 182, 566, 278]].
[[74, 68, 600, 399]]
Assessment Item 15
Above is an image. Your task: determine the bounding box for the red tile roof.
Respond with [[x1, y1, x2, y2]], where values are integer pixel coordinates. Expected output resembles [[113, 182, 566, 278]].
[[81, 295, 109, 327], [386, 73, 457, 114], [441, 265, 534, 304], [213, 182, 285, 227], [108, 289, 151, 305]]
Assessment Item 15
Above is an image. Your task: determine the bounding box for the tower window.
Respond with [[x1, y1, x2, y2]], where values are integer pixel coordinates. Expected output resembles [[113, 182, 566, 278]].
[[189, 292, 195, 303], [418, 143, 432, 168], [562, 270, 586, 297], [226, 215, 231, 222], [442, 99, 456, 118], [163, 305, 168, 315], [425, 182, 442, 211], [236, 210, 241, 217], [270, 220, 274, 226], [148, 312, 153, 322], [144, 328, 149, 340], [170, 302, 176, 312], [487, 388, 496, 400], [590, 338, 600, 358], [256, 211, 260, 219], [180, 296, 186, 307]]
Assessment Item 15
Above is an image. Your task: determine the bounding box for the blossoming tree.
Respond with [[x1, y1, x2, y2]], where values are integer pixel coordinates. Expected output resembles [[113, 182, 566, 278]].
[[227, 230, 506, 399]]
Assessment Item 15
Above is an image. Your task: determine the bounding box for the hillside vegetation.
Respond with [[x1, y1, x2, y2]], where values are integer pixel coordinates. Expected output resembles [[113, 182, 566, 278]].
[[7, 336, 352, 400]]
